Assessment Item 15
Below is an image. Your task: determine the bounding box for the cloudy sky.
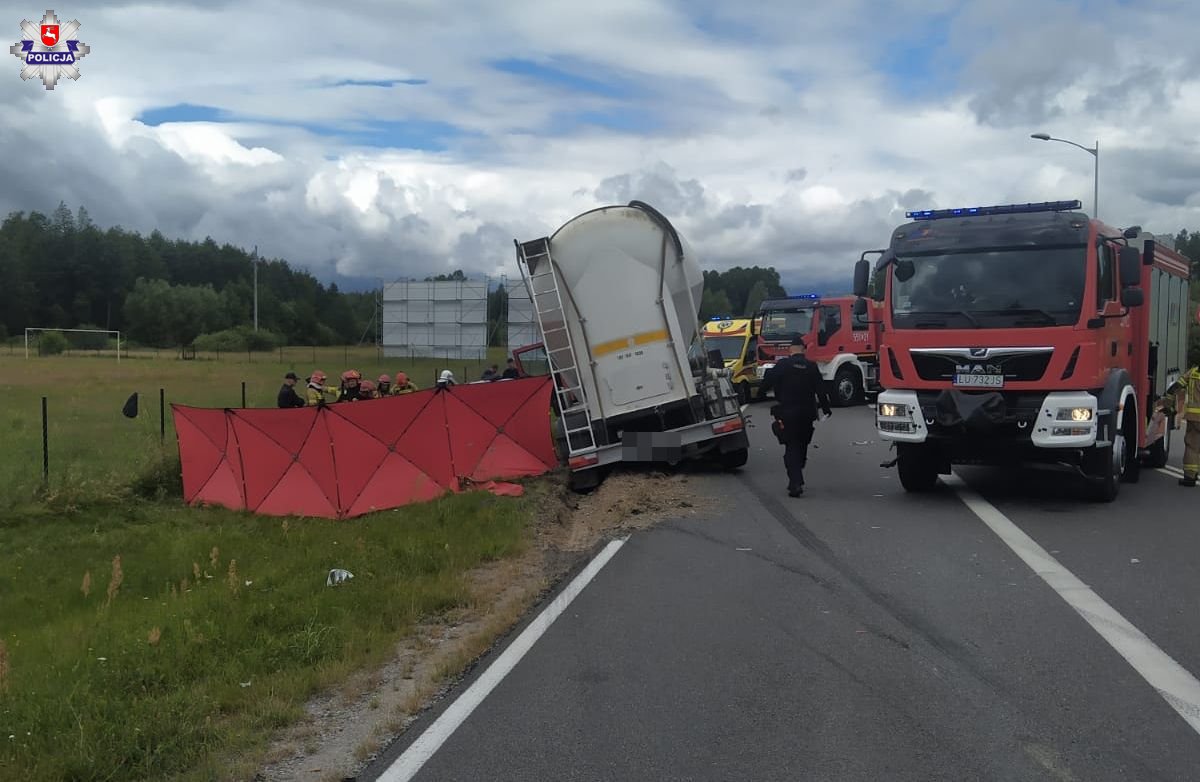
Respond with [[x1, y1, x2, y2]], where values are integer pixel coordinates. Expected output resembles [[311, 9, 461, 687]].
[[3, 0, 1199, 293]]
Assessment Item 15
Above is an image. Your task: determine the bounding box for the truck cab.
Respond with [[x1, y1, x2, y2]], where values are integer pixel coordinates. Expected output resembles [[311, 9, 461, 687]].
[[700, 317, 761, 403], [854, 199, 1192, 501], [754, 294, 880, 405]]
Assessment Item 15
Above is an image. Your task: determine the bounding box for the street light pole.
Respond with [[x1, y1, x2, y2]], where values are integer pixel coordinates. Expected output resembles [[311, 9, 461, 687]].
[[253, 244, 259, 331], [1030, 133, 1100, 220]]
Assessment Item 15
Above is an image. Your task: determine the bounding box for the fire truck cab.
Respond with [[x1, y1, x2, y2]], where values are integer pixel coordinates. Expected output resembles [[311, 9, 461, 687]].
[[854, 199, 1192, 502], [754, 294, 881, 406]]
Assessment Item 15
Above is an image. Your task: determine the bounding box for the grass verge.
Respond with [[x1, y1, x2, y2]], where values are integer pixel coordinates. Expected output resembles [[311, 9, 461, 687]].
[[0, 484, 534, 781]]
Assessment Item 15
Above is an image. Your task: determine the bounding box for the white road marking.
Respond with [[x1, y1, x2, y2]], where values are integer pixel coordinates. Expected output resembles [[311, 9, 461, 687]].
[[1158, 465, 1186, 479], [377, 537, 628, 782], [944, 473, 1200, 736]]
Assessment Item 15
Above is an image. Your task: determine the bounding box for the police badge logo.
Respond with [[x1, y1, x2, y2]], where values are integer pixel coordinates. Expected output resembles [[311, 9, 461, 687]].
[[9, 10, 90, 90]]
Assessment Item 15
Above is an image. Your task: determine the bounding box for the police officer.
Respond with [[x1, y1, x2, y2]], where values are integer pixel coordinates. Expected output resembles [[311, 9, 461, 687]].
[[759, 335, 832, 496], [1168, 364, 1200, 487], [277, 371, 306, 408]]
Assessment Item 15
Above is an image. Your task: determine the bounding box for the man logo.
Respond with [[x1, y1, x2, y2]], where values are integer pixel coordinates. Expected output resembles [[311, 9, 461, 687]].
[[968, 347, 989, 359], [10, 10, 90, 90]]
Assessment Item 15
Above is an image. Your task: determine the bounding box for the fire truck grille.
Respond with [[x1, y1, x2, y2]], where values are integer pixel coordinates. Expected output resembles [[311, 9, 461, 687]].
[[910, 350, 1053, 382]]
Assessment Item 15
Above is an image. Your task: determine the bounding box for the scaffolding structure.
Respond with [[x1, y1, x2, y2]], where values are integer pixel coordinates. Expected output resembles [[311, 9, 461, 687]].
[[379, 274, 544, 361]]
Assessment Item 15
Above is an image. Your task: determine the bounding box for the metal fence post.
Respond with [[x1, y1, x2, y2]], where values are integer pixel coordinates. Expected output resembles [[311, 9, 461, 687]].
[[41, 396, 48, 486], [241, 381, 247, 408], [160, 388, 165, 444]]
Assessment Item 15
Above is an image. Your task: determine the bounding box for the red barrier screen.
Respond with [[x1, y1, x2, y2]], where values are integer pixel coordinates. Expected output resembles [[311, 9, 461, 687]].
[[173, 376, 558, 519]]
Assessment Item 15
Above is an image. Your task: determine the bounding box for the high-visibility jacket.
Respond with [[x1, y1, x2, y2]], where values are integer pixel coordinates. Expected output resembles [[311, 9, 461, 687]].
[[306, 384, 337, 406], [392, 381, 418, 395], [1168, 366, 1200, 421]]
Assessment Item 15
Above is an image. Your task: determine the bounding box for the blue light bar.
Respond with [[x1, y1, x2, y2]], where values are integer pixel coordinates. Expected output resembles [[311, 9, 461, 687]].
[[905, 200, 1082, 220], [786, 294, 820, 300]]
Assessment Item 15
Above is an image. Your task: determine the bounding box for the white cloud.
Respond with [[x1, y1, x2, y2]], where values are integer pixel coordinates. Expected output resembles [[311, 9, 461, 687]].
[[2, 0, 1199, 293]]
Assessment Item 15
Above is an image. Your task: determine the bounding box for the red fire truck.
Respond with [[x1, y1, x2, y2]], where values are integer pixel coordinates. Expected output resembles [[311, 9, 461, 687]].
[[754, 294, 881, 405], [853, 200, 1192, 501]]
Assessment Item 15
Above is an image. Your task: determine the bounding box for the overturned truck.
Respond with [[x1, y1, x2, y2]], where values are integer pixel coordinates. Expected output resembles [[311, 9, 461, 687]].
[[512, 201, 749, 490]]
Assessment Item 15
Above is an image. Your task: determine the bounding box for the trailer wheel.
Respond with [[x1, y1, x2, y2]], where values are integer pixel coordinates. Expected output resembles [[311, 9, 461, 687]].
[[737, 381, 751, 405], [568, 468, 602, 493], [833, 366, 862, 407], [719, 447, 749, 471], [897, 444, 939, 492]]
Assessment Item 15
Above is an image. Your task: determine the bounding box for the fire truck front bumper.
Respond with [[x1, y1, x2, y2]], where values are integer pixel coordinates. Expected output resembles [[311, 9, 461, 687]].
[[876, 389, 1100, 450]]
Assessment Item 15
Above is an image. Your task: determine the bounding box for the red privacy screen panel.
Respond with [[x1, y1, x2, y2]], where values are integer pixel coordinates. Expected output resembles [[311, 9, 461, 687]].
[[172, 376, 558, 519]]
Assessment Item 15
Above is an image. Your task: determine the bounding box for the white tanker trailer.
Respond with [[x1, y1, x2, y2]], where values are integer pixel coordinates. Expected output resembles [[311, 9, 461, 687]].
[[513, 201, 749, 490]]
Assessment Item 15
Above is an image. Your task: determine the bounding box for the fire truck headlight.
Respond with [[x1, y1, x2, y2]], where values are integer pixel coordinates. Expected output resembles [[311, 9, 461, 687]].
[[1056, 407, 1093, 422], [879, 403, 908, 418]]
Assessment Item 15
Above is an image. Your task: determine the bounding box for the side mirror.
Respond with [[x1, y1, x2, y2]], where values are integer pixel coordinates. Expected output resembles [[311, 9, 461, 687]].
[[1120, 287, 1144, 308], [853, 298, 868, 318], [1118, 246, 1141, 287], [853, 260, 870, 298], [894, 259, 916, 283]]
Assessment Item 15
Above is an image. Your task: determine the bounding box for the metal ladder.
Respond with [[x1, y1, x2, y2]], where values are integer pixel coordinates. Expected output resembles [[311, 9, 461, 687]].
[[516, 238, 597, 456]]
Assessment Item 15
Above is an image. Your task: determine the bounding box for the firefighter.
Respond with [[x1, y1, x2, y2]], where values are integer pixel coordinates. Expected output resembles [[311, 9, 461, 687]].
[[392, 372, 418, 394], [377, 374, 392, 396], [277, 371, 306, 408], [305, 370, 337, 406], [759, 335, 832, 497], [339, 370, 364, 402], [436, 369, 456, 389], [360, 379, 378, 399], [1168, 365, 1200, 487]]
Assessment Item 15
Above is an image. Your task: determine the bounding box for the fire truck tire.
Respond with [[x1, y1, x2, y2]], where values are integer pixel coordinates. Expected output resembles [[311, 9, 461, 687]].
[[737, 381, 752, 405], [897, 444, 939, 492], [833, 366, 862, 407], [1083, 440, 1123, 502], [1121, 412, 1141, 484]]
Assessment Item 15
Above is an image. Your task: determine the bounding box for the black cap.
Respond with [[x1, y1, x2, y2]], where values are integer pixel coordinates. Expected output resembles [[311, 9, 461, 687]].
[[790, 335, 807, 347], [284, 371, 298, 380]]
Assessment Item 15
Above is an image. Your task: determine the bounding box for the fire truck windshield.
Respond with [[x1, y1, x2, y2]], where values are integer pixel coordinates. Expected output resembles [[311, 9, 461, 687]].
[[760, 310, 814, 341], [890, 245, 1086, 329], [703, 336, 748, 360]]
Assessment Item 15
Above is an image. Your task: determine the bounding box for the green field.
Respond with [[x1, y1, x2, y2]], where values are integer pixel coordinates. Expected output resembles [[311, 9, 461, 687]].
[[0, 346, 514, 507], [0, 347, 546, 781]]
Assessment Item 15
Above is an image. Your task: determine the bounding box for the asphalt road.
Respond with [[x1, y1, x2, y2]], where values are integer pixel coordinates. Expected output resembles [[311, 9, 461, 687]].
[[363, 405, 1200, 782]]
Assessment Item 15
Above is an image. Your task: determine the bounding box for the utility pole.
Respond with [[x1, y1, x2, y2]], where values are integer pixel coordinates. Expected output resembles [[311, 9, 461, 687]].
[[253, 244, 259, 331]]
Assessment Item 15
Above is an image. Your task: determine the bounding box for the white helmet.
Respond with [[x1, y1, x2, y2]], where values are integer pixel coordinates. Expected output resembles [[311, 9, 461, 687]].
[[439, 369, 455, 384]]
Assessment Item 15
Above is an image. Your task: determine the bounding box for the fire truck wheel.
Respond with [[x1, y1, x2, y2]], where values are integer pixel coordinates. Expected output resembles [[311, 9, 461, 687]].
[[1084, 438, 1124, 502], [1121, 413, 1141, 484], [833, 366, 862, 407], [569, 468, 603, 493], [897, 444, 939, 492]]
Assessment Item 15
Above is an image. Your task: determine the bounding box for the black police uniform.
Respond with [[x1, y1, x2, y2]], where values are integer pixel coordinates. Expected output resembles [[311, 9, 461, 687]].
[[277, 377, 306, 408], [760, 348, 832, 495]]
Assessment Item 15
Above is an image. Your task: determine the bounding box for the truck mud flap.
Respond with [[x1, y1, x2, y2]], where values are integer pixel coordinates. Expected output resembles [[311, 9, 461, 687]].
[[621, 431, 683, 463]]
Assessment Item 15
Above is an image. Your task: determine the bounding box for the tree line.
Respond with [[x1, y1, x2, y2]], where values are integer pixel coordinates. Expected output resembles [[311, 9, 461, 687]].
[[0, 202, 375, 349]]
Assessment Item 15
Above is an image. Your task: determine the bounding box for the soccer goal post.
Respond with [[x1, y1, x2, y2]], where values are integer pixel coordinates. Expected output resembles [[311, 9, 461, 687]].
[[25, 328, 122, 361]]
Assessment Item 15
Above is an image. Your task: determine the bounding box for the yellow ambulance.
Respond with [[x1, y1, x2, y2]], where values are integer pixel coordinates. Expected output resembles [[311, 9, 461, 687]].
[[701, 317, 762, 404]]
